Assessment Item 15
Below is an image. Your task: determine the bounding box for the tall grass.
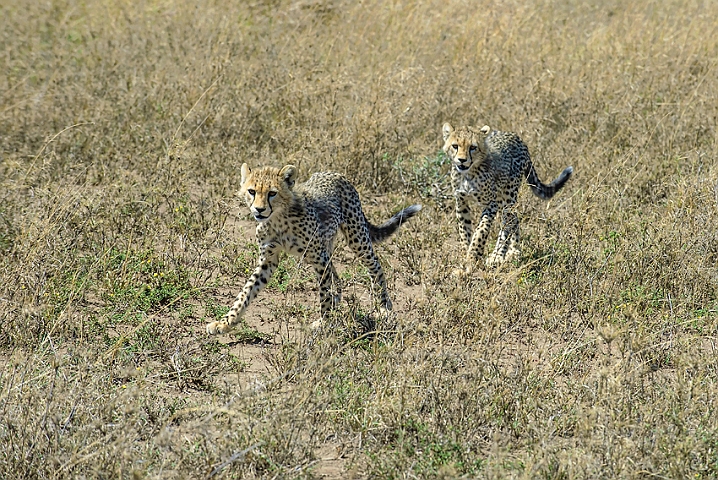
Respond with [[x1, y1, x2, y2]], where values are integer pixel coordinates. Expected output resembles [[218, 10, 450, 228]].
[[1, 0, 717, 477]]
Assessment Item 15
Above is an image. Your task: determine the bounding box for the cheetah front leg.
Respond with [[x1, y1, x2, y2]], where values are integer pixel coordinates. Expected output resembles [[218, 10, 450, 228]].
[[465, 201, 498, 273], [487, 211, 520, 267], [455, 192, 473, 247], [206, 244, 279, 335]]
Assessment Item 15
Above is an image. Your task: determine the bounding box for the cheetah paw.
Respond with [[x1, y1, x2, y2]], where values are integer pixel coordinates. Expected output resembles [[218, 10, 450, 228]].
[[485, 254, 505, 268], [451, 267, 468, 278], [505, 248, 521, 263], [206, 321, 232, 335], [452, 262, 478, 277]]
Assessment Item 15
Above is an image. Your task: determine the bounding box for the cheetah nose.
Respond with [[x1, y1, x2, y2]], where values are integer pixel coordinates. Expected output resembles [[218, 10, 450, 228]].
[[255, 206, 266, 213], [457, 158, 467, 163]]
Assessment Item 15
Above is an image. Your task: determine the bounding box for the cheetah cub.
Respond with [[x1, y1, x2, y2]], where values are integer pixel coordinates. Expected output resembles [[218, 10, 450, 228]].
[[442, 123, 573, 273], [206, 164, 421, 335]]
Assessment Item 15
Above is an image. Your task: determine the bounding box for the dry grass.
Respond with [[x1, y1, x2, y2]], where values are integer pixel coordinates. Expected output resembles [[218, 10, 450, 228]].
[[2, 0, 718, 478]]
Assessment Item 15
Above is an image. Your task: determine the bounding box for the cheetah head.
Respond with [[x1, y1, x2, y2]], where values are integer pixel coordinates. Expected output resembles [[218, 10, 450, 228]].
[[442, 123, 490, 173], [239, 163, 297, 222]]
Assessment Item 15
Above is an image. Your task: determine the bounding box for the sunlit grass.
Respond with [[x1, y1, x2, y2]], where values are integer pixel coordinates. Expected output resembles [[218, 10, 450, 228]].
[[1, 0, 717, 478]]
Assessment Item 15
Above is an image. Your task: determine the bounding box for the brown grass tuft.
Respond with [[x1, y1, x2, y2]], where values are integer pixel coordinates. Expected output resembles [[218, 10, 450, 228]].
[[2, 0, 718, 477]]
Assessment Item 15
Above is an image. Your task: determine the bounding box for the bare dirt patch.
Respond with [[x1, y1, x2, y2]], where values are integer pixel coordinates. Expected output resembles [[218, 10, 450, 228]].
[[2, 0, 718, 478]]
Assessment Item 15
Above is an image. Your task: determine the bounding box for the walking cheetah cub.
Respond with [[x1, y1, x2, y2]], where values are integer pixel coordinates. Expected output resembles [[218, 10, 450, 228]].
[[206, 164, 421, 335], [442, 123, 573, 273]]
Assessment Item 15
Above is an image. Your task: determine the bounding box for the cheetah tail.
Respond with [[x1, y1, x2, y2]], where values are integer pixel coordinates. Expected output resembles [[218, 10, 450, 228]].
[[367, 204, 422, 244], [526, 165, 574, 200]]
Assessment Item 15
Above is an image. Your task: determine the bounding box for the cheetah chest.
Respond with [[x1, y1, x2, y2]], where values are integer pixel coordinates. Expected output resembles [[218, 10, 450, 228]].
[[454, 162, 521, 205]]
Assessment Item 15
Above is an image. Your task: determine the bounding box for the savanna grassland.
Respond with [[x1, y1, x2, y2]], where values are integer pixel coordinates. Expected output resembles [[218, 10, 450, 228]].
[[2, 0, 718, 478]]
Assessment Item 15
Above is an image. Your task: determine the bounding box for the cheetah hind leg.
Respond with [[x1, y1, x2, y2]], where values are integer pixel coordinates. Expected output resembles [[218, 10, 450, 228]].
[[330, 263, 342, 308], [310, 256, 343, 329], [360, 251, 393, 317], [340, 223, 393, 316]]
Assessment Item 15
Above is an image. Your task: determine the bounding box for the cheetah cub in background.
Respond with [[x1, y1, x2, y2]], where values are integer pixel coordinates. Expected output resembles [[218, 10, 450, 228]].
[[206, 164, 421, 335], [442, 123, 573, 273]]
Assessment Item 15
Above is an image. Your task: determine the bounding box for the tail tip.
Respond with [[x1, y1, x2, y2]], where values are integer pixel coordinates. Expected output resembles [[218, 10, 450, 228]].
[[401, 204, 422, 218], [395, 204, 422, 223], [565, 166, 574, 175]]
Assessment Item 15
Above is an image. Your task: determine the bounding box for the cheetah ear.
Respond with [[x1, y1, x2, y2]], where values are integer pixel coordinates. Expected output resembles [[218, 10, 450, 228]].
[[442, 123, 454, 142], [280, 165, 297, 189], [240, 163, 251, 185], [480, 125, 490, 134]]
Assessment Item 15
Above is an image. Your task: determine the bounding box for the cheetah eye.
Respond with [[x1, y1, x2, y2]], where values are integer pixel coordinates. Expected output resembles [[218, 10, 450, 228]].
[[268, 191, 278, 198], [469, 145, 478, 152], [451, 144, 459, 150], [247, 189, 256, 196]]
